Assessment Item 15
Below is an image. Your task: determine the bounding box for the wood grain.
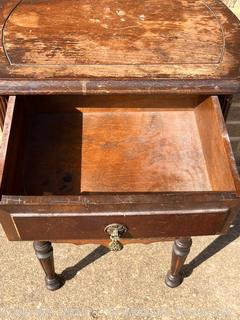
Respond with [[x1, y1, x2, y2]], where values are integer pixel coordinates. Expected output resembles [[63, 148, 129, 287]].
[[12, 209, 231, 240], [81, 96, 237, 192], [0, 0, 239, 94], [0, 96, 7, 129], [3, 0, 224, 65], [0, 94, 238, 195], [195, 96, 237, 191], [0, 94, 239, 244], [81, 109, 211, 192], [1, 191, 239, 241]]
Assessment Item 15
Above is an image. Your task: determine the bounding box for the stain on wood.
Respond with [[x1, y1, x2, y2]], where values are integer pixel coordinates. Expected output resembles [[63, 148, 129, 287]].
[[3, 0, 224, 65], [0, 0, 239, 94], [81, 96, 237, 192], [0, 95, 239, 197]]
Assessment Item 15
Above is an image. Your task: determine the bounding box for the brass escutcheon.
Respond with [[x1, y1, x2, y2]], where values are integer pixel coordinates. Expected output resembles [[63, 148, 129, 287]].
[[104, 223, 127, 251]]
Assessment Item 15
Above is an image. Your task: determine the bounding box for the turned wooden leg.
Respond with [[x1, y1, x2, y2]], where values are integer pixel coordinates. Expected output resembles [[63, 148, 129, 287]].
[[33, 241, 62, 291], [165, 237, 192, 288]]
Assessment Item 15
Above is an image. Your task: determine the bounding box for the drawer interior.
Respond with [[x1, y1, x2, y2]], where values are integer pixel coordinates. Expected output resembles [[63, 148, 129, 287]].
[[0, 95, 238, 196]]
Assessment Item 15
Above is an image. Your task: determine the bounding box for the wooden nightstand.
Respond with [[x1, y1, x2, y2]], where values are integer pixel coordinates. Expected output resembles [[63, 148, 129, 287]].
[[0, 0, 239, 290]]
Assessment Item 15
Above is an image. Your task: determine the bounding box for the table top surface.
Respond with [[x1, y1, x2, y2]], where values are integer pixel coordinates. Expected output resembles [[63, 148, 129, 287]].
[[0, 0, 239, 94]]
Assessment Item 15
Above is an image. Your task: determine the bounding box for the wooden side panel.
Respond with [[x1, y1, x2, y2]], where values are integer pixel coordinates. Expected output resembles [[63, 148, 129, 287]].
[[195, 96, 239, 191], [0, 96, 8, 129], [0, 96, 21, 240], [0, 96, 26, 195], [0, 96, 16, 193]]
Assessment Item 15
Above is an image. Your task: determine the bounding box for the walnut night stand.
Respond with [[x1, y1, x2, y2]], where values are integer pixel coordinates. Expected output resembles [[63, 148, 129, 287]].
[[0, 0, 240, 290]]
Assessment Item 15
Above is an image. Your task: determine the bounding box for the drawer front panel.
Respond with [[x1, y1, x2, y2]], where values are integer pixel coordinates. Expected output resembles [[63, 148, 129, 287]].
[[12, 209, 230, 241]]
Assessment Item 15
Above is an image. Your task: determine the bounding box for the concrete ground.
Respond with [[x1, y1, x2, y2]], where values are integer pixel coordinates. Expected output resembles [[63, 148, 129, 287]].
[[0, 214, 239, 320]]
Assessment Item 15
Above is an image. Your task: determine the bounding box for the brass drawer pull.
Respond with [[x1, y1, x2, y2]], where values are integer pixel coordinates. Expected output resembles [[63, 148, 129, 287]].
[[104, 223, 127, 251]]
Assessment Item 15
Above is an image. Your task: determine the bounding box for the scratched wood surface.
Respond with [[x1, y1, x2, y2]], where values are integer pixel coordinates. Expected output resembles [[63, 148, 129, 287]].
[[0, 0, 239, 94], [81, 96, 236, 192], [2, 0, 225, 65], [81, 108, 212, 192]]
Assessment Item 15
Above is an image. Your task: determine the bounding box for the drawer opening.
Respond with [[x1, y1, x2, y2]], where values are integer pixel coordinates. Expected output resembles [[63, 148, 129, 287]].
[[0, 94, 239, 196]]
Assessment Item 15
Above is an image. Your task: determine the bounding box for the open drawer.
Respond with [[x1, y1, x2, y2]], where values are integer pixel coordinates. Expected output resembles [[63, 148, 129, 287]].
[[0, 95, 239, 242]]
